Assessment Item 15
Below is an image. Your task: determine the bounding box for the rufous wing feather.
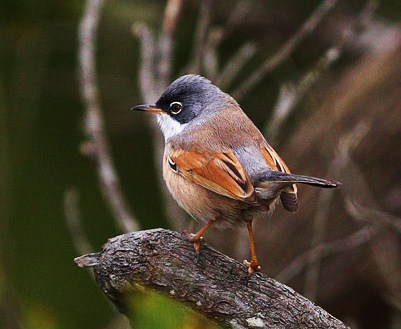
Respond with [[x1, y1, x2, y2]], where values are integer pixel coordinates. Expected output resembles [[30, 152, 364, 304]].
[[260, 145, 299, 212], [169, 148, 257, 203]]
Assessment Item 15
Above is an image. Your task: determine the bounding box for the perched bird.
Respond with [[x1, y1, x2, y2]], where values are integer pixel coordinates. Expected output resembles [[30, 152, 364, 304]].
[[132, 74, 338, 274]]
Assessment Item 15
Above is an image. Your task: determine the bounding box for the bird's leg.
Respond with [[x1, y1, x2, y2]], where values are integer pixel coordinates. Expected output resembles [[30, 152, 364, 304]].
[[188, 220, 214, 253], [244, 219, 261, 275]]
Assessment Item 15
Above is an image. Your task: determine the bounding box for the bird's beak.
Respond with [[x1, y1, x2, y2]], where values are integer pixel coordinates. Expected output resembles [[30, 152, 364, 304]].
[[131, 103, 163, 114]]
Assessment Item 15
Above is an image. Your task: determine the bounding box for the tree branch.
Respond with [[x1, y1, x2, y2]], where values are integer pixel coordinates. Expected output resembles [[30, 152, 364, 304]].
[[346, 199, 401, 234], [277, 122, 372, 285], [215, 42, 257, 90], [75, 229, 349, 329], [265, 47, 340, 142], [131, 0, 190, 231], [232, 0, 339, 100], [186, 0, 212, 73], [78, 0, 139, 232], [131, 22, 159, 102], [265, 0, 378, 144], [158, 0, 183, 89], [202, 27, 222, 79], [275, 226, 379, 284], [303, 120, 369, 300]]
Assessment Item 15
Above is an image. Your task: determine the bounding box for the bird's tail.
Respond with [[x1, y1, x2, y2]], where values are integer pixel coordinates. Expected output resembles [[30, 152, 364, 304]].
[[254, 170, 339, 213], [254, 170, 339, 188]]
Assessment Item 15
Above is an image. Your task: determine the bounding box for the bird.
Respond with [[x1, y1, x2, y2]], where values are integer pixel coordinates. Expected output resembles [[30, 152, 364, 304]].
[[132, 74, 338, 275]]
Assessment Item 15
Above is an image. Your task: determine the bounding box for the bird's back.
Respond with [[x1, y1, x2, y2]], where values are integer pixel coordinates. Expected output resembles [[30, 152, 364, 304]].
[[170, 104, 299, 209]]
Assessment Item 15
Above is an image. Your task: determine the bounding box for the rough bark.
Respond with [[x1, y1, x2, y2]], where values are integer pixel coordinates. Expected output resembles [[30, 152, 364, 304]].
[[75, 228, 349, 329]]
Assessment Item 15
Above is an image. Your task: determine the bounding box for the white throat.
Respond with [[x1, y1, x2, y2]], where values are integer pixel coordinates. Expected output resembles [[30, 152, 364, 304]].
[[157, 113, 187, 141]]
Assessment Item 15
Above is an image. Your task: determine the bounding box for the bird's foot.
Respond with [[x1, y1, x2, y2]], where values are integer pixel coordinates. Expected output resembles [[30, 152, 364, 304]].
[[184, 232, 204, 254], [243, 259, 261, 276]]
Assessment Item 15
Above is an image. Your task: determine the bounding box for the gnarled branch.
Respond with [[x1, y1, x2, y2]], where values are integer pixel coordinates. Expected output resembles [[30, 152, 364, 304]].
[[75, 229, 349, 329]]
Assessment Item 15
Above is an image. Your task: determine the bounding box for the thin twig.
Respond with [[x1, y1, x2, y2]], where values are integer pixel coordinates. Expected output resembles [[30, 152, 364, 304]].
[[355, 0, 380, 32], [334, 0, 379, 51], [266, 47, 340, 141], [132, 23, 159, 102], [303, 122, 369, 299], [158, 0, 184, 90], [303, 186, 335, 300], [346, 199, 401, 234], [132, 0, 188, 230], [186, 0, 212, 73], [276, 225, 379, 283], [64, 188, 93, 255], [200, 0, 252, 79], [215, 42, 257, 90], [202, 28, 223, 79], [268, 1, 380, 287], [223, 0, 252, 36], [346, 197, 401, 310], [156, 0, 188, 230], [266, 0, 379, 142], [265, 84, 296, 141], [78, 0, 139, 233], [232, 0, 339, 100], [276, 122, 370, 286]]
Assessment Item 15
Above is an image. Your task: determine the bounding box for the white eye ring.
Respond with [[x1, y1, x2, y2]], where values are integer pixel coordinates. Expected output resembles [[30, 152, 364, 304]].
[[169, 101, 182, 115]]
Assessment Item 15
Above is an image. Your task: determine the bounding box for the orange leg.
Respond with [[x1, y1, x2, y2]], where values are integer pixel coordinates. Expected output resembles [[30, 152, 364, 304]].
[[188, 220, 214, 253], [244, 219, 261, 275]]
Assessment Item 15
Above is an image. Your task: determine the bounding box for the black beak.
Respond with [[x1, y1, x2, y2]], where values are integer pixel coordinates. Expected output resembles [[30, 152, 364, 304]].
[[131, 103, 163, 113]]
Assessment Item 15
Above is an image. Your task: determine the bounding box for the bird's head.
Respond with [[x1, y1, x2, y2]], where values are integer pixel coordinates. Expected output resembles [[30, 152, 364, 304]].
[[132, 74, 232, 140]]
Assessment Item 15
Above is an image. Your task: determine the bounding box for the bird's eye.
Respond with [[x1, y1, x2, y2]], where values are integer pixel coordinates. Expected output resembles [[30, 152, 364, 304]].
[[169, 101, 182, 115]]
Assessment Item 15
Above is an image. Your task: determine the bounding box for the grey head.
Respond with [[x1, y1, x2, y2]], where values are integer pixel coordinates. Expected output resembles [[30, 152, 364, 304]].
[[132, 74, 236, 140], [155, 74, 230, 124]]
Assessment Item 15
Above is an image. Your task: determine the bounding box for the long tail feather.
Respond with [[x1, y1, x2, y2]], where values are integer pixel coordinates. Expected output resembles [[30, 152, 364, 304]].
[[255, 170, 339, 188]]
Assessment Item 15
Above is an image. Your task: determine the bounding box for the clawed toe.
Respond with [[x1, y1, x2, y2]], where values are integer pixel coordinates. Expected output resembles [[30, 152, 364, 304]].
[[184, 220, 214, 254], [192, 236, 204, 253], [184, 232, 204, 253], [243, 259, 261, 276]]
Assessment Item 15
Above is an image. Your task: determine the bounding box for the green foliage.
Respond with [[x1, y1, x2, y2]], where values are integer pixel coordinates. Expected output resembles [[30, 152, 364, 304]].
[[126, 288, 217, 329]]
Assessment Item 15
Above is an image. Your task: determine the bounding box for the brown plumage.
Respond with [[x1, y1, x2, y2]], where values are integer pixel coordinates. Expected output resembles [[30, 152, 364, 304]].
[[132, 74, 338, 274]]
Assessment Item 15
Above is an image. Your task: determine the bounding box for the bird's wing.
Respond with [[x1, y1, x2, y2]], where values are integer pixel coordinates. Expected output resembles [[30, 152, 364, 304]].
[[169, 147, 257, 203], [260, 144, 299, 212]]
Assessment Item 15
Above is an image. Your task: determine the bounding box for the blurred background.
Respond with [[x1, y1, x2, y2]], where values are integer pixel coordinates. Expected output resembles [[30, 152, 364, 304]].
[[1, 0, 401, 328]]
